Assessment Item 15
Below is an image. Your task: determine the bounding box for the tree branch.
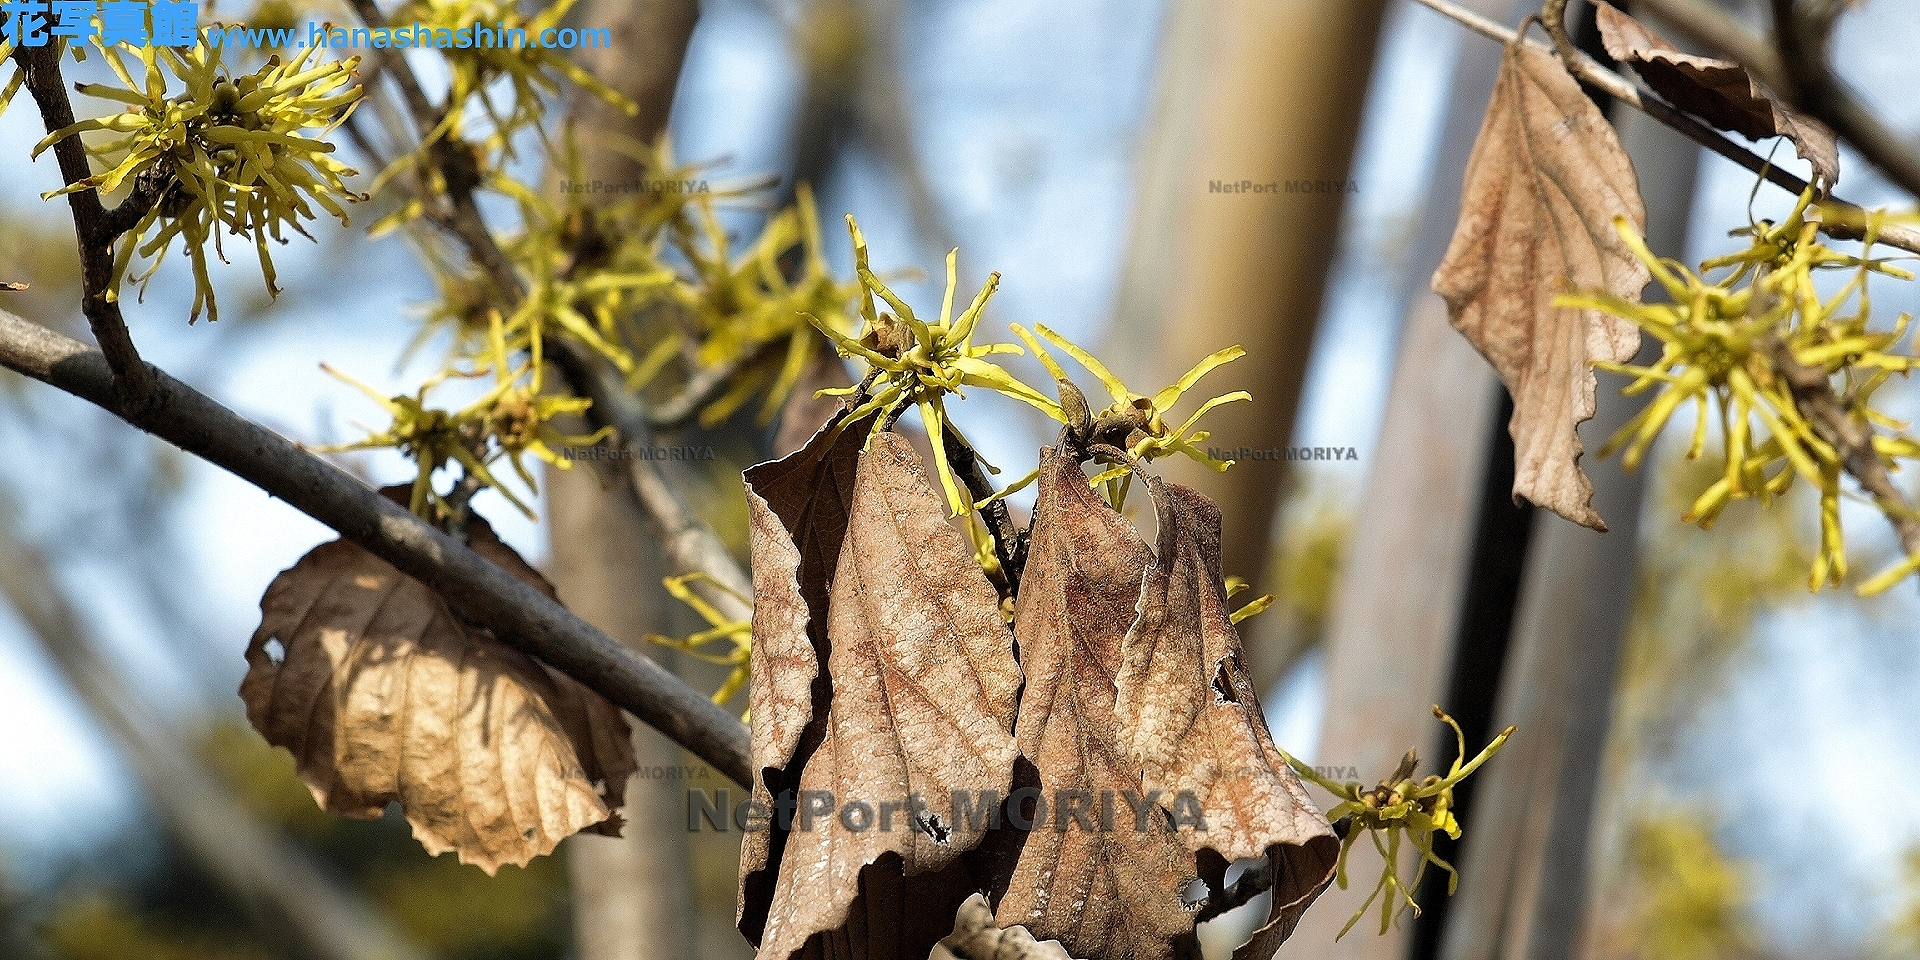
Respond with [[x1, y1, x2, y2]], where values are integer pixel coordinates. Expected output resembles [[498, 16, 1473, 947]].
[[1764, 0, 1920, 201], [1412, 0, 1920, 255], [1634, 0, 1920, 199], [19, 44, 160, 409], [0, 305, 753, 787]]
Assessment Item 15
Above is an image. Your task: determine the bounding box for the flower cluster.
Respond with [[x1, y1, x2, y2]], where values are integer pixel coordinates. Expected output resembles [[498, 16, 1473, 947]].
[[34, 38, 364, 321], [1012, 321, 1249, 509], [807, 215, 1060, 516], [367, 0, 633, 212], [319, 312, 608, 519], [1562, 190, 1919, 593], [1282, 708, 1515, 939]]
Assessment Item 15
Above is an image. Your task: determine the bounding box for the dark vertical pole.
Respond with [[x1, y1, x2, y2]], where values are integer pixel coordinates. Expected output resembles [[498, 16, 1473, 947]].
[[1406, 391, 1535, 960], [1406, 5, 1624, 960]]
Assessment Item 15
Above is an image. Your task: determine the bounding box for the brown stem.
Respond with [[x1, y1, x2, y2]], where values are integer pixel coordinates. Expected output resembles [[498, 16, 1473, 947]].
[[20, 45, 159, 409], [1411, 0, 1920, 256], [0, 304, 755, 786], [1635, 0, 1920, 200], [941, 426, 1027, 599], [1539, 0, 1580, 67]]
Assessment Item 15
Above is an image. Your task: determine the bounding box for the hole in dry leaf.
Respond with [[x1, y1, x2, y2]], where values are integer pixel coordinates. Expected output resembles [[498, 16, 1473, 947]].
[[1210, 657, 1238, 704], [916, 812, 952, 844], [264, 636, 286, 665], [523, 828, 536, 840], [1178, 877, 1209, 912]]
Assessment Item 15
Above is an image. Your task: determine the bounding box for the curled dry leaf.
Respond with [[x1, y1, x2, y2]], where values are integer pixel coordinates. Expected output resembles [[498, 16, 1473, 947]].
[[739, 411, 867, 943], [988, 451, 1337, 960], [0, 281, 27, 291], [240, 509, 635, 875], [741, 422, 1022, 960], [1433, 40, 1649, 531], [1594, 1, 1839, 187], [1118, 475, 1341, 958], [989, 448, 1193, 959]]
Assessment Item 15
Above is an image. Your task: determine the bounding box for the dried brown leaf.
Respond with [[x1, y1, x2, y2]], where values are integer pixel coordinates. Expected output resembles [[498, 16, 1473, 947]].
[[0, 281, 27, 291], [1594, 1, 1839, 186], [739, 411, 868, 941], [987, 452, 1335, 960], [743, 427, 1022, 960], [1432, 41, 1649, 530], [989, 449, 1193, 960], [240, 513, 635, 875], [1117, 475, 1340, 954]]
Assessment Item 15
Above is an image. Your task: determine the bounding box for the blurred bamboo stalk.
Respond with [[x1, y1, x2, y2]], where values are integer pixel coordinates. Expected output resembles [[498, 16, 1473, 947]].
[[0, 515, 435, 960], [1284, 1, 1526, 955], [1106, 0, 1390, 695], [551, 2, 703, 957]]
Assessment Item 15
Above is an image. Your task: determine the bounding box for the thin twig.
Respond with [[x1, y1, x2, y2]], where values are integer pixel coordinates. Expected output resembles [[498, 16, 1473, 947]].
[[1410, 0, 1920, 256], [1540, 0, 1580, 68], [344, 0, 525, 300], [1628, 0, 1920, 200], [647, 338, 783, 430], [940, 427, 1026, 599], [1763, 0, 1920, 202], [547, 335, 756, 622], [20, 45, 160, 408], [0, 304, 754, 786], [1629, 0, 1784, 86]]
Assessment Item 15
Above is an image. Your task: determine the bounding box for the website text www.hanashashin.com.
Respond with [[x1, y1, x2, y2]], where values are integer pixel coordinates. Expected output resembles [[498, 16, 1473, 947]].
[[0, 1, 612, 50]]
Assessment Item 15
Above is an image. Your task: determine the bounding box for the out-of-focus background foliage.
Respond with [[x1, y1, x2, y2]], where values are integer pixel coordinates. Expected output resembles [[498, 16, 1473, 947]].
[[1, 0, 1918, 959]]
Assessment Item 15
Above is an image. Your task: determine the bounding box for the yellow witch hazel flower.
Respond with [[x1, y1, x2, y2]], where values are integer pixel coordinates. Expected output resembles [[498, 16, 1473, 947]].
[[1, 36, 21, 118], [806, 215, 1062, 516], [319, 311, 609, 519], [1007, 321, 1249, 509], [368, 0, 635, 203], [660, 184, 863, 427], [1559, 187, 1920, 594], [1280, 707, 1515, 940], [645, 573, 752, 715], [33, 37, 364, 321]]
